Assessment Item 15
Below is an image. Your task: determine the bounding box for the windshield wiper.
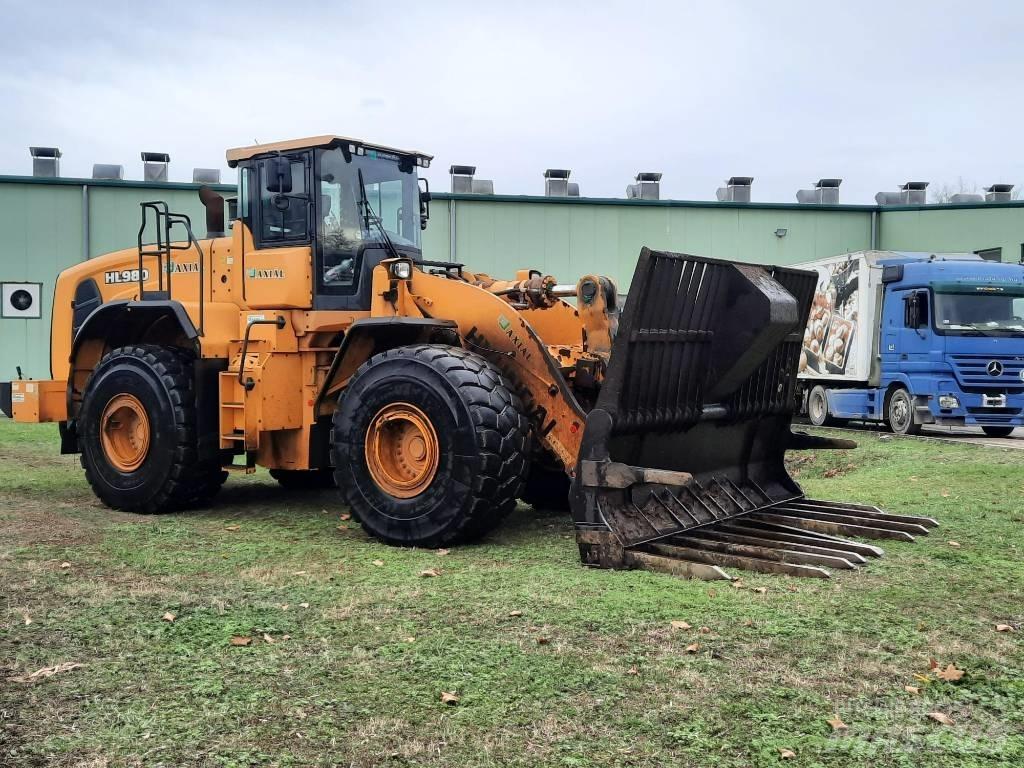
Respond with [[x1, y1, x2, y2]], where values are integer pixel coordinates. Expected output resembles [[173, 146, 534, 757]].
[[357, 169, 402, 263]]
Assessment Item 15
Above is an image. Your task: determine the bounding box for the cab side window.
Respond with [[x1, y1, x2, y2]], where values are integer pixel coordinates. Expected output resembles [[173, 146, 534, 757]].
[[258, 156, 310, 245]]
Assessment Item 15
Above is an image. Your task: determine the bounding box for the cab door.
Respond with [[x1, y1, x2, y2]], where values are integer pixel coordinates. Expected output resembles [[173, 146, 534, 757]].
[[244, 153, 313, 310]]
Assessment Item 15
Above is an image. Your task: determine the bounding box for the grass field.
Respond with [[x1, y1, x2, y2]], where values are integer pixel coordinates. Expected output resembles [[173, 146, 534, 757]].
[[1, 419, 1023, 767]]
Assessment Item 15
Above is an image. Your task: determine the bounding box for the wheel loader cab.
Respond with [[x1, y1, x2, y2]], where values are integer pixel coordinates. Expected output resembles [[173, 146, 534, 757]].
[[233, 138, 429, 311]]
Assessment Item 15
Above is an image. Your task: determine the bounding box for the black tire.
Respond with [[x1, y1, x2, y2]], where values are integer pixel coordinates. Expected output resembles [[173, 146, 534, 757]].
[[981, 426, 1016, 438], [807, 385, 830, 427], [269, 468, 336, 490], [78, 345, 226, 513], [521, 465, 570, 511], [331, 344, 529, 548], [886, 387, 922, 435]]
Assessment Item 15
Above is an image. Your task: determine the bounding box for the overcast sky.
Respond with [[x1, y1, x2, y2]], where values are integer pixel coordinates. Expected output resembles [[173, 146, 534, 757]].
[[1, 0, 1021, 203]]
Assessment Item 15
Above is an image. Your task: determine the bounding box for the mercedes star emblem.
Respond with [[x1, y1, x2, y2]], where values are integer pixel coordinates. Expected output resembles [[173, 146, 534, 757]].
[[987, 360, 1004, 377]]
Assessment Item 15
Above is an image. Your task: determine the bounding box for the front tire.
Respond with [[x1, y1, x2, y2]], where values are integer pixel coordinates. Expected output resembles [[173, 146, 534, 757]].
[[331, 345, 529, 548], [981, 426, 1016, 438], [886, 387, 922, 435], [78, 345, 226, 513]]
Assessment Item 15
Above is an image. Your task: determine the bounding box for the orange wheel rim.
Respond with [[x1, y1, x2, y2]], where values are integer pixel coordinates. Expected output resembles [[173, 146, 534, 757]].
[[364, 402, 440, 498], [100, 394, 151, 472]]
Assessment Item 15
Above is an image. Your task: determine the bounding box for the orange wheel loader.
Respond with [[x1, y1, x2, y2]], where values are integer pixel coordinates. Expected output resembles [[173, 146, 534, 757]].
[[0, 136, 936, 579]]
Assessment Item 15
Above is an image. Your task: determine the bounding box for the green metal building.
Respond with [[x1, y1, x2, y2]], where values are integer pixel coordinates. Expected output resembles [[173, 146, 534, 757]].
[[3, 173, 1024, 379]]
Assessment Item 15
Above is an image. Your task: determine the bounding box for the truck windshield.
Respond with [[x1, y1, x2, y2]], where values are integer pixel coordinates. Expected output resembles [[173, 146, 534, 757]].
[[934, 290, 1024, 336], [317, 147, 421, 287]]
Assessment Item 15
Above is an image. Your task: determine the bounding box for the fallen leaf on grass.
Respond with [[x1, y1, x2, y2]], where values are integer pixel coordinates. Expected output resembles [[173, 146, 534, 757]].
[[536, 637, 551, 645], [935, 663, 964, 682], [698, 626, 711, 634], [281, 634, 291, 641], [161, 612, 176, 623], [753, 587, 768, 595], [339, 513, 351, 521], [440, 691, 460, 705], [293, 571, 307, 576], [372, 560, 384, 567], [22, 614, 32, 626], [904, 685, 920, 695], [230, 636, 252, 647], [731, 580, 745, 590], [626, 666, 639, 676], [299, 602, 310, 608], [742, 618, 755, 627], [827, 714, 848, 732], [420, 568, 442, 578], [947, 541, 961, 548], [941, 489, 950, 498], [928, 658, 939, 670], [685, 643, 700, 654], [262, 633, 276, 644], [10, 662, 82, 683], [59, 562, 71, 569], [779, 748, 796, 759], [404, 636, 416, 643], [707, 589, 718, 599], [224, 525, 241, 532], [928, 711, 955, 726], [435, 549, 451, 556], [670, 620, 692, 631], [508, 610, 524, 617], [912, 673, 931, 684], [995, 624, 1015, 633]]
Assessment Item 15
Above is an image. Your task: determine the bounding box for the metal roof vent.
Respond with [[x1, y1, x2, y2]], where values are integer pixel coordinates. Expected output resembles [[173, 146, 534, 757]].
[[627, 172, 662, 200], [544, 168, 572, 197], [141, 152, 170, 182], [985, 183, 1014, 203], [471, 179, 494, 195], [449, 164, 476, 193], [193, 168, 221, 184], [92, 163, 124, 180], [796, 178, 842, 204], [29, 146, 62, 178], [875, 181, 929, 206], [716, 176, 753, 203], [950, 193, 983, 203]]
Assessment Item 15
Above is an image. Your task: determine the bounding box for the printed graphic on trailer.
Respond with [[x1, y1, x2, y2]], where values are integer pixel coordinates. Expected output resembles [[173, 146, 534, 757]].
[[801, 261, 858, 377]]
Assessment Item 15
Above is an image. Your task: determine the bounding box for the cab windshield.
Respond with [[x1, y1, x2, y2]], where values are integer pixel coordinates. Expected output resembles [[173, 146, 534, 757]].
[[317, 147, 421, 287], [934, 288, 1024, 336]]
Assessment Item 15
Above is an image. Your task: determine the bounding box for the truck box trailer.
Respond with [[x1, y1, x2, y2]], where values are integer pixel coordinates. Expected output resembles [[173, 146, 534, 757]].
[[796, 251, 1024, 437]]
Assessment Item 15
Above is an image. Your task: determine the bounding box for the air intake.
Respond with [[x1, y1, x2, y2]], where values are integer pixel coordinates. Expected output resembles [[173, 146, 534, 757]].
[[449, 165, 476, 193], [627, 172, 662, 200], [716, 176, 753, 203], [92, 164, 124, 180], [193, 168, 221, 184], [29, 146, 61, 178], [544, 168, 572, 197], [796, 178, 842, 204], [141, 152, 170, 182], [985, 183, 1014, 203], [875, 181, 929, 206]]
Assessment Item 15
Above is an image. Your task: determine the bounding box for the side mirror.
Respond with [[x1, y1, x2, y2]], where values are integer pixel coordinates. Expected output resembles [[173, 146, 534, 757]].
[[265, 157, 292, 194], [418, 177, 431, 230]]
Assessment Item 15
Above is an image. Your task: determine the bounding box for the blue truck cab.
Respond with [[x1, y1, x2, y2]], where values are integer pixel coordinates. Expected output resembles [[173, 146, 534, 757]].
[[798, 252, 1024, 437]]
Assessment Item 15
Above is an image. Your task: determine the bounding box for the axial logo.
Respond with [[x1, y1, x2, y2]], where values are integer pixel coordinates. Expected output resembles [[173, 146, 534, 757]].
[[497, 314, 532, 361], [248, 268, 286, 279], [104, 268, 150, 284], [165, 261, 199, 274]]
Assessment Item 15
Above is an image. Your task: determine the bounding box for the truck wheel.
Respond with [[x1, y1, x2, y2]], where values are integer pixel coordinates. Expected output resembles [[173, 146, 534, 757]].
[[981, 426, 1016, 438], [521, 465, 570, 511], [269, 468, 336, 489], [78, 345, 226, 513], [886, 387, 922, 435], [332, 344, 529, 548], [807, 386, 831, 427]]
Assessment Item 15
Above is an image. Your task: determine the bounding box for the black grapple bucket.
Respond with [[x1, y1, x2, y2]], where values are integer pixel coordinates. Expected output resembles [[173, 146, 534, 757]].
[[570, 248, 935, 579]]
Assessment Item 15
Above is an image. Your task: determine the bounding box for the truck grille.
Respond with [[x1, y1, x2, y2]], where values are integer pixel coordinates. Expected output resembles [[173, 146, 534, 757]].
[[949, 354, 1024, 389]]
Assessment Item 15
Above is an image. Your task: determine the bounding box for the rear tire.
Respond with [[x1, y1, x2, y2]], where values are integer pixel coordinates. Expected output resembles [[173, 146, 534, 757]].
[[981, 426, 1016, 438], [886, 387, 922, 435], [269, 468, 336, 490], [331, 344, 529, 548], [807, 385, 830, 427], [78, 345, 226, 513]]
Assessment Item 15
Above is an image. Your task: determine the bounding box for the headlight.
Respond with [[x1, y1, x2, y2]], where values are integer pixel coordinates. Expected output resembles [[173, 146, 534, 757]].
[[391, 261, 412, 280], [938, 395, 960, 409]]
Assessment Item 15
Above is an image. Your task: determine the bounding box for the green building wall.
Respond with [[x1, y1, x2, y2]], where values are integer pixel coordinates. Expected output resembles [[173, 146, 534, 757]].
[[3, 174, 1024, 380]]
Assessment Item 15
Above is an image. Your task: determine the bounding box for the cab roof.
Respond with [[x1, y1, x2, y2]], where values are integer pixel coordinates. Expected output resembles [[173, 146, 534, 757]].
[[225, 135, 433, 167]]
